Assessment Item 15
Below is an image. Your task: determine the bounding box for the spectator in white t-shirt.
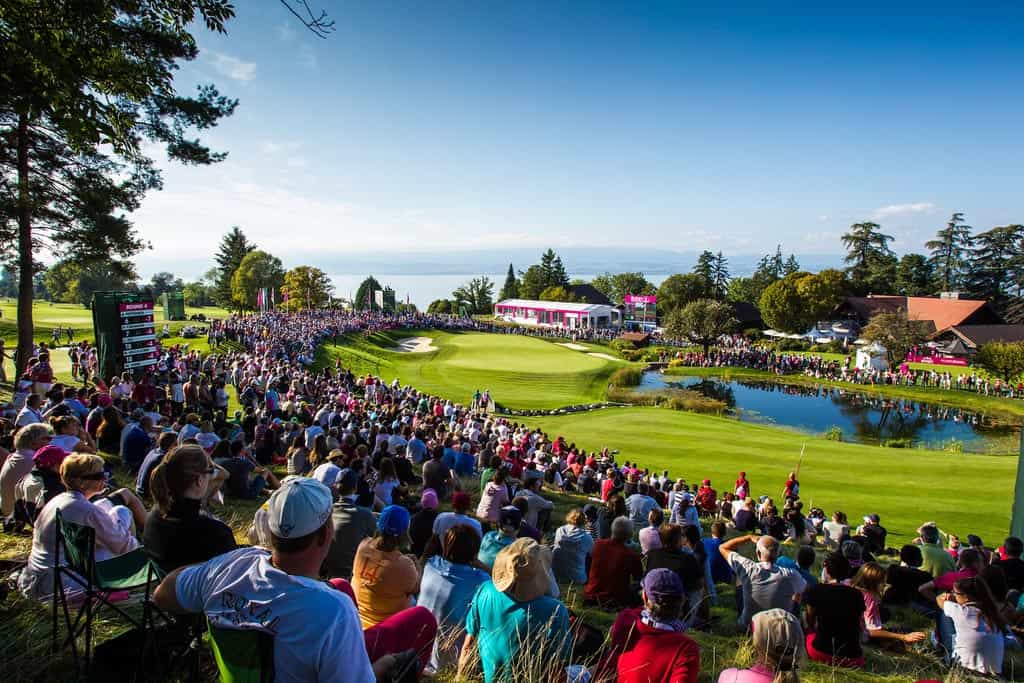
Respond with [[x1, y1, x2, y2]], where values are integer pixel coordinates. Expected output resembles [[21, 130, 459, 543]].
[[154, 478, 404, 683]]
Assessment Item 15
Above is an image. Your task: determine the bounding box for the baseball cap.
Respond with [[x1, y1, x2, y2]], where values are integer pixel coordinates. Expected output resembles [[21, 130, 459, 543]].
[[312, 463, 342, 488], [642, 567, 684, 599], [499, 506, 523, 530], [266, 478, 333, 539], [864, 513, 880, 524], [420, 488, 439, 510], [378, 505, 411, 536], [751, 609, 805, 667], [33, 444, 70, 469]]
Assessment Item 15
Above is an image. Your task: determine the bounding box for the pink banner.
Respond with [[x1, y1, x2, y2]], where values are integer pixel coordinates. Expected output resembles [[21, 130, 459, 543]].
[[624, 294, 657, 304], [905, 353, 969, 367]]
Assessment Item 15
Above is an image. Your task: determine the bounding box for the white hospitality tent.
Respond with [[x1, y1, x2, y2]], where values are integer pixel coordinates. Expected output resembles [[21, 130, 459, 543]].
[[494, 298, 621, 329]]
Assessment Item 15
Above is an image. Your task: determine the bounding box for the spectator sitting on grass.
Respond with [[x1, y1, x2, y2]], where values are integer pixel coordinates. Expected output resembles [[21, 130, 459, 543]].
[[849, 563, 928, 649], [717, 609, 805, 683], [478, 506, 522, 570], [718, 534, 807, 628], [802, 552, 865, 668], [214, 439, 279, 500], [551, 508, 594, 586], [585, 516, 643, 608]]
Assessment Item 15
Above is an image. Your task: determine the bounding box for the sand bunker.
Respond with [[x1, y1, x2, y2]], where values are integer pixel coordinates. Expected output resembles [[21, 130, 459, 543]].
[[557, 343, 589, 351], [587, 352, 619, 361], [391, 337, 437, 353]]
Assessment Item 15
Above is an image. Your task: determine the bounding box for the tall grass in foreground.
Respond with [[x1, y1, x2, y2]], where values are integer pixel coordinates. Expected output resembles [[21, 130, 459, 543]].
[[607, 386, 728, 415]]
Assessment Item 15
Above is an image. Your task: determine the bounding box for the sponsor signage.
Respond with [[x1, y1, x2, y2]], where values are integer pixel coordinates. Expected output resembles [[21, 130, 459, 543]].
[[624, 294, 657, 305]]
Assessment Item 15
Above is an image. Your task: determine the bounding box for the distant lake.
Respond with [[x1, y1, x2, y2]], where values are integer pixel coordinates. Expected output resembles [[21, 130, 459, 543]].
[[640, 372, 1020, 454], [328, 273, 670, 310]]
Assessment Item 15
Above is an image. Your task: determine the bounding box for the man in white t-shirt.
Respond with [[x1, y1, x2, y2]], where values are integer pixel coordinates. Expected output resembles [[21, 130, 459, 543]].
[[154, 478, 398, 682]]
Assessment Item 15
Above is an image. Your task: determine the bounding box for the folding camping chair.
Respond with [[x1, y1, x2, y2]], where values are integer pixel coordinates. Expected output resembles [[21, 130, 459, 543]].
[[50, 509, 164, 675], [207, 620, 275, 683]]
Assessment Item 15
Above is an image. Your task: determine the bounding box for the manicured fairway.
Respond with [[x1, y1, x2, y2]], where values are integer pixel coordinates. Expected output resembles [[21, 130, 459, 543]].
[[324, 331, 629, 410], [529, 406, 1018, 544]]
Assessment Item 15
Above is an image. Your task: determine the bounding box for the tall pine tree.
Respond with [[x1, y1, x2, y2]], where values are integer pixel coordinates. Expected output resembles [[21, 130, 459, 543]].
[[712, 252, 730, 300], [964, 224, 1024, 308], [692, 251, 716, 298], [926, 212, 973, 292], [841, 222, 895, 294], [214, 227, 255, 309], [499, 263, 519, 300]]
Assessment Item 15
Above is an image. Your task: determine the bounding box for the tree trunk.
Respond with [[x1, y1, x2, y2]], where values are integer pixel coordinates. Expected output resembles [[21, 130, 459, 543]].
[[15, 113, 34, 378]]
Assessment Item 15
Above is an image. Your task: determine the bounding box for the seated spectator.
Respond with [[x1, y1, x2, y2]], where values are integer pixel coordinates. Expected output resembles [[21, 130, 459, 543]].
[[585, 516, 643, 608], [428, 492, 483, 558], [857, 513, 887, 555], [2, 422, 53, 521], [718, 534, 807, 628], [154, 478, 404, 682], [671, 492, 700, 530], [12, 444, 71, 528], [803, 552, 865, 668], [883, 544, 933, 608], [417, 525, 491, 673], [423, 445, 456, 501], [143, 444, 236, 573], [639, 508, 664, 555], [49, 415, 96, 454], [849, 563, 928, 647], [717, 609, 805, 683], [822, 511, 849, 549], [95, 406, 124, 454], [136, 431, 177, 500], [352, 505, 421, 628], [519, 477, 554, 530], [644, 524, 704, 623], [626, 483, 660, 529], [215, 440, 279, 500], [936, 575, 1007, 677], [18, 454, 141, 600], [409, 488, 440, 557], [459, 538, 570, 682], [551, 508, 594, 585], [323, 469, 376, 581], [372, 456, 407, 509], [598, 493, 627, 539], [597, 568, 700, 683], [476, 468, 510, 526], [918, 523, 956, 577], [731, 497, 756, 533], [993, 536, 1024, 593], [501, 496, 537, 543], [704, 521, 733, 586], [454, 442, 475, 477], [478, 506, 522, 570], [121, 415, 154, 472], [920, 547, 986, 655], [695, 478, 717, 515]]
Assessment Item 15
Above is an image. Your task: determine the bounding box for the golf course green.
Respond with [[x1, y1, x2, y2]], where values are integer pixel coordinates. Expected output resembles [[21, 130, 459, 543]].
[[323, 330, 630, 410]]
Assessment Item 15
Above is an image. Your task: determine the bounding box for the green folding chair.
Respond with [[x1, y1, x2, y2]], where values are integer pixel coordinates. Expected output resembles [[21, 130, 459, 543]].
[[207, 619, 275, 683], [50, 509, 164, 675]]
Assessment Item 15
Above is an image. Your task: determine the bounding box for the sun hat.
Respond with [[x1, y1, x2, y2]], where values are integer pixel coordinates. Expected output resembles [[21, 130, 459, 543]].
[[491, 538, 552, 602], [378, 505, 411, 536], [33, 444, 70, 469], [642, 568, 684, 600], [420, 488, 439, 510], [266, 478, 333, 539], [751, 608, 805, 667]]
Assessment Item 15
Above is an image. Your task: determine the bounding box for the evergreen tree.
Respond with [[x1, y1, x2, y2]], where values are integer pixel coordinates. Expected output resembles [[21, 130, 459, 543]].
[[692, 251, 716, 297], [894, 254, 934, 296], [964, 224, 1024, 307], [747, 246, 786, 302], [499, 263, 519, 300], [214, 227, 255, 308], [550, 254, 569, 287], [841, 222, 895, 294], [711, 252, 730, 300], [1, 0, 237, 374], [782, 254, 801, 276], [354, 276, 383, 311], [926, 212, 973, 292]]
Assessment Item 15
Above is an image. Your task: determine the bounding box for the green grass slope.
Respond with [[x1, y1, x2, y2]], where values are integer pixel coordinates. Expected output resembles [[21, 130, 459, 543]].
[[324, 331, 630, 410], [530, 406, 1018, 545]]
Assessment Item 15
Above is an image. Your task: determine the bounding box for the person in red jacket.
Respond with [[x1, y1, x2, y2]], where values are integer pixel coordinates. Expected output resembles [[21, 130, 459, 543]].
[[584, 516, 643, 608], [596, 568, 700, 683], [695, 479, 717, 515]]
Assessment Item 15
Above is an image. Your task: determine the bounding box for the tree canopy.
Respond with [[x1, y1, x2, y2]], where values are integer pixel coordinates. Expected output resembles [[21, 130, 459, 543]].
[[662, 299, 737, 353], [281, 265, 334, 310], [860, 311, 928, 367], [215, 227, 255, 308], [452, 276, 495, 314], [231, 250, 284, 310]]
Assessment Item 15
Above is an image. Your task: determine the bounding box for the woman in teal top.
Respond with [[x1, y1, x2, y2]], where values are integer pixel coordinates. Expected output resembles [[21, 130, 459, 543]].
[[477, 506, 522, 569]]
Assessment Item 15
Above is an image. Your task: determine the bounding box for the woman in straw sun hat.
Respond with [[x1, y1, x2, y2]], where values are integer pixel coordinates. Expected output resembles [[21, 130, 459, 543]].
[[459, 538, 571, 682]]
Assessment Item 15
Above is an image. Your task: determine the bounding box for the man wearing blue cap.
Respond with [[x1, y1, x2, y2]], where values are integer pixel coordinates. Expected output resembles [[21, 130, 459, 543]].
[[154, 478, 396, 682]]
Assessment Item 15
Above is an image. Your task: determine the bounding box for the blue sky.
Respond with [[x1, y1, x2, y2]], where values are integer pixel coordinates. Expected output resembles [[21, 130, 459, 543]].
[[131, 2, 1024, 278]]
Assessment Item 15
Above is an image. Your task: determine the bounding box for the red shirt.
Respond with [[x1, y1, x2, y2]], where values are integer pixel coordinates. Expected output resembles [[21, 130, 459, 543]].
[[934, 567, 978, 592], [601, 478, 616, 502], [584, 539, 643, 606], [598, 608, 700, 683]]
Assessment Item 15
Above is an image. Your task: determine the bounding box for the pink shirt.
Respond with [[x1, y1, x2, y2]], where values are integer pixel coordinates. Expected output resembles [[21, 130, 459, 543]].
[[717, 664, 774, 682]]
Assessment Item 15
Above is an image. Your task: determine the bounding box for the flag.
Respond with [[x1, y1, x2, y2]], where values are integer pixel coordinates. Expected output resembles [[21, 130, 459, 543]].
[[271, 288, 276, 306], [256, 288, 264, 310]]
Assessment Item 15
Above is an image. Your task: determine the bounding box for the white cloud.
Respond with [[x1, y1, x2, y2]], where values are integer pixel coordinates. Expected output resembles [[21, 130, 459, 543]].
[[871, 202, 935, 220], [260, 140, 303, 154], [208, 52, 257, 81]]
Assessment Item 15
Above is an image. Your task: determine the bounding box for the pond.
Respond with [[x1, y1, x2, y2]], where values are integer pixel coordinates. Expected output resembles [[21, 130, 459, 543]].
[[639, 372, 1021, 453]]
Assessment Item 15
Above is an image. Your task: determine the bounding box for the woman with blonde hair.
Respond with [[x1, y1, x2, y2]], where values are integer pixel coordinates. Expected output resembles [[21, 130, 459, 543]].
[[143, 444, 236, 573], [849, 562, 928, 646], [18, 454, 140, 599], [1, 422, 53, 519]]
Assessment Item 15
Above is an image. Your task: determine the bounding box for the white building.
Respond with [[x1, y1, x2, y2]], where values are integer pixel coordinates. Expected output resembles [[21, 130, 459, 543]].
[[494, 298, 621, 329]]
